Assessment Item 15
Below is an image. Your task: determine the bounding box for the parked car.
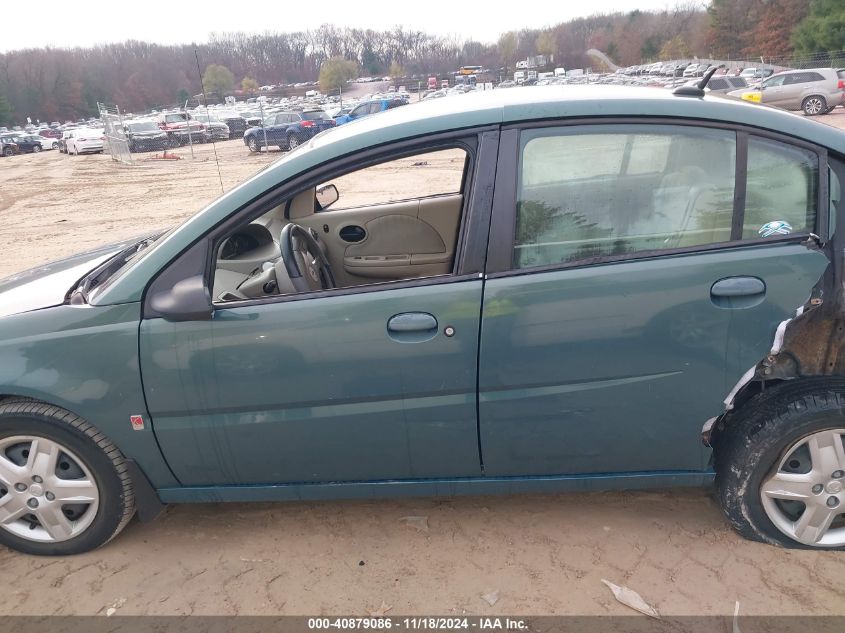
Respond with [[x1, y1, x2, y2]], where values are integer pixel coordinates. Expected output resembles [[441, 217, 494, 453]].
[[728, 68, 845, 115], [189, 113, 230, 141], [39, 129, 62, 140], [35, 134, 59, 150], [702, 76, 748, 94], [28, 134, 57, 151], [211, 111, 248, 139], [243, 109, 336, 152], [156, 113, 209, 147], [65, 129, 105, 155], [0, 134, 42, 153], [2, 86, 845, 555], [123, 121, 169, 153], [58, 129, 75, 153], [0, 138, 19, 157], [334, 97, 408, 125]]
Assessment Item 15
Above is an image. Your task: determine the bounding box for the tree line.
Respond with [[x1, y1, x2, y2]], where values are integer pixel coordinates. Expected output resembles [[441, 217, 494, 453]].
[[0, 0, 843, 126]]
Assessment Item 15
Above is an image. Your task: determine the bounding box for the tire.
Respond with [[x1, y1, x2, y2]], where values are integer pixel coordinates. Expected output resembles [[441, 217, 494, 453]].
[[247, 136, 259, 152], [32, 145, 41, 153], [51, 142, 59, 150], [0, 401, 135, 555], [802, 95, 827, 116], [2, 147, 11, 157], [288, 134, 299, 150], [714, 382, 845, 549], [168, 136, 180, 149]]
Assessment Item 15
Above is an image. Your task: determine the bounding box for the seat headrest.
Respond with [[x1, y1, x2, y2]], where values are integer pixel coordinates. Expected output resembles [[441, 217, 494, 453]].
[[286, 188, 315, 220]]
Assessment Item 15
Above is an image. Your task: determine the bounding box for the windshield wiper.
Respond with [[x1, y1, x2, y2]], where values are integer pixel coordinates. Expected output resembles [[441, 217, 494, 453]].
[[68, 236, 159, 305]]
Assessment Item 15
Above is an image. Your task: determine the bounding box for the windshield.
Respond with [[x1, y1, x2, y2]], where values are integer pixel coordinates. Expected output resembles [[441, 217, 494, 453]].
[[129, 121, 159, 132]]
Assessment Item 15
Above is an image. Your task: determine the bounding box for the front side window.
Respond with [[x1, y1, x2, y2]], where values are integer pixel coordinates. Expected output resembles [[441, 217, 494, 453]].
[[321, 148, 467, 211], [210, 145, 471, 303], [513, 126, 736, 269]]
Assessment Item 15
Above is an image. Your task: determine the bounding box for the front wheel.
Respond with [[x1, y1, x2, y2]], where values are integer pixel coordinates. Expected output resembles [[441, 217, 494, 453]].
[[802, 95, 827, 116], [32, 145, 41, 153], [715, 385, 845, 549], [0, 402, 135, 555], [2, 147, 12, 157], [247, 136, 259, 152]]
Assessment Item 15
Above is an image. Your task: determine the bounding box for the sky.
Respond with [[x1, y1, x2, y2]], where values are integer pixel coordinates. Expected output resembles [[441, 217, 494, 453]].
[[0, 0, 678, 52]]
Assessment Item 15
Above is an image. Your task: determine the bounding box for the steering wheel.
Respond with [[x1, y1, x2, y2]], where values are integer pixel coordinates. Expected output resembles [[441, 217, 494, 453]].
[[279, 223, 336, 292]]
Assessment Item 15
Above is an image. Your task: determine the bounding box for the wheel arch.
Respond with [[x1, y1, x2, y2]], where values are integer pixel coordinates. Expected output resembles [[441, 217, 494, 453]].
[[0, 394, 165, 522]]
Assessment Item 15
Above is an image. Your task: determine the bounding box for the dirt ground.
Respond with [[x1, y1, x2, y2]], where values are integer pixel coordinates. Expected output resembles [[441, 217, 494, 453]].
[[0, 106, 844, 618]]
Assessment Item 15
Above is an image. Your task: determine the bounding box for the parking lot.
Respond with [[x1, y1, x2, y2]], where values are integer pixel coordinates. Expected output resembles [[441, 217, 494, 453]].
[[0, 106, 844, 618]]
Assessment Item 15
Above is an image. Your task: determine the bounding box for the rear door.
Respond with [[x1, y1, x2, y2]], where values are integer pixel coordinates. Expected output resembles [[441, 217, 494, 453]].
[[478, 123, 829, 478]]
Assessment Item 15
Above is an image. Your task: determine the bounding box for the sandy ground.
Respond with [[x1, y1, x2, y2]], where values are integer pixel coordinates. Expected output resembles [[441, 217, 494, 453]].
[[0, 106, 844, 618]]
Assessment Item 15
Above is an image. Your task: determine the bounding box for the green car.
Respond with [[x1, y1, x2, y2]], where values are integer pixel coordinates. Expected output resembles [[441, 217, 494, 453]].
[[1, 85, 845, 555]]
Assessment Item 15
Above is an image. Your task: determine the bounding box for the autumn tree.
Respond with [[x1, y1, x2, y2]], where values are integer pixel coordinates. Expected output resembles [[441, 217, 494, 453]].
[[744, 0, 810, 57], [659, 35, 692, 60], [241, 76, 259, 92], [535, 31, 556, 58], [707, 0, 762, 57], [389, 61, 404, 81], [498, 31, 518, 71], [792, 0, 845, 56], [0, 90, 12, 126], [318, 57, 357, 93], [202, 64, 234, 97]]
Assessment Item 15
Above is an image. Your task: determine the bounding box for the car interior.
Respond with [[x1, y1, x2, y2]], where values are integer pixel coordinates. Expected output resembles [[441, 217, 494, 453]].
[[212, 148, 469, 302]]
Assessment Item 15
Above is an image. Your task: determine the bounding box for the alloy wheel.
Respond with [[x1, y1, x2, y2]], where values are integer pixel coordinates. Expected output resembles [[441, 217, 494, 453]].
[[760, 428, 845, 546], [0, 435, 99, 543], [804, 97, 825, 116], [289, 135, 300, 149]]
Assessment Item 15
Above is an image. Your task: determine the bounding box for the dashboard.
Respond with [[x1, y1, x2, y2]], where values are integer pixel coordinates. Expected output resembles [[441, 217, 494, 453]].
[[216, 224, 280, 275]]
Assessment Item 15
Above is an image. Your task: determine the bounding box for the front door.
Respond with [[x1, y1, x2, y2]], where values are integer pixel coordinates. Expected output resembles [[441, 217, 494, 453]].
[[478, 123, 829, 477], [141, 281, 483, 486], [140, 136, 491, 487]]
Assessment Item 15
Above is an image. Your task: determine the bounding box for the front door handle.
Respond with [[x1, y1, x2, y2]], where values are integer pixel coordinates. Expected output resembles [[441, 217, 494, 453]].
[[387, 312, 438, 343], [711, 276, 766, 309]]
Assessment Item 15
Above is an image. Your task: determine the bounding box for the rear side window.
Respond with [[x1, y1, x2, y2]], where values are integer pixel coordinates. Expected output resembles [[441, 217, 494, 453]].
[[742, 137, 818, 239], [513, 126, 736, 268]]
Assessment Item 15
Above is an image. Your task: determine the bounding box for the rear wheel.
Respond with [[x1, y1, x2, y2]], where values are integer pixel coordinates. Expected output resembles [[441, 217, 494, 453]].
[[51, 142, 59, 150], [0, 402, 135, 555], [715, 384, 845, 549], [802, 95, 827, 116], [2, 147, 11, 157], [288, 134, 300, 150]]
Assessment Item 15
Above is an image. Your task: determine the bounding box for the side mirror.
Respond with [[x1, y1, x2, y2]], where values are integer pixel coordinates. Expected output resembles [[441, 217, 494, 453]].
[[316, 183, 339, 210], [148, 274, 213, 322]]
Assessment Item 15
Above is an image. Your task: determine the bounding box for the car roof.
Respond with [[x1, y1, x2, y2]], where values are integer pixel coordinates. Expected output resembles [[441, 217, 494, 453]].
[[93, 85, 845, 306]]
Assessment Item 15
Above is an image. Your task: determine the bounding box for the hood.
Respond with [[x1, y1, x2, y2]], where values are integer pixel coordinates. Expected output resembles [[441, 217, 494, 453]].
[[130, 130, 168, 138], [0, 239, 140, 318]]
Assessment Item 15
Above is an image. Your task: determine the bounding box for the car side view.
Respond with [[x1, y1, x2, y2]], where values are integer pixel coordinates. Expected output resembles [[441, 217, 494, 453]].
[[729, 67, 845, 115], [243, 109, 336, 152], [1, 83, 845, 555]]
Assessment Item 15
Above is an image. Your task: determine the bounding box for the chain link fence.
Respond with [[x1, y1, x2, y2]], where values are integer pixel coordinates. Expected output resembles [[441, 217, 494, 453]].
[[98, 103, 132, 165]]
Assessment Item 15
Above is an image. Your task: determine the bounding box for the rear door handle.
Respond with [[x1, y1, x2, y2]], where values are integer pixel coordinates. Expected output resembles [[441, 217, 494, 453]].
[[387, 312, 438, 343], [711, 276, 766, 308]]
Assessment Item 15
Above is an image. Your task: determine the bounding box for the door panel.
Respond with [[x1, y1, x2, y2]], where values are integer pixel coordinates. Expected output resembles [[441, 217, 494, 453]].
[[297, 194, 462, 286], [478, 244, 827, 477], [141, 279, 483, 486]]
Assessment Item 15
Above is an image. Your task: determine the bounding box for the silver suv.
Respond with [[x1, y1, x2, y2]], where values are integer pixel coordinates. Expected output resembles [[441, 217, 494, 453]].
[[734, 67, 845, 115]]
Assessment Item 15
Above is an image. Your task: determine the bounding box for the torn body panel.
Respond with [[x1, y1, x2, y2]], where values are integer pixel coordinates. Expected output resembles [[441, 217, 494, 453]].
[[705, 160, 845, 447]]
